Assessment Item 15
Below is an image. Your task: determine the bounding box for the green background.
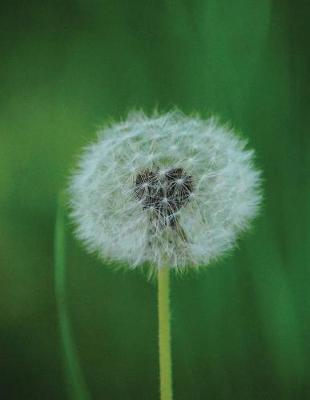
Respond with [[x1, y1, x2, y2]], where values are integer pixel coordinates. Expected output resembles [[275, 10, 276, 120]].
[[1, 0, 310, 399]]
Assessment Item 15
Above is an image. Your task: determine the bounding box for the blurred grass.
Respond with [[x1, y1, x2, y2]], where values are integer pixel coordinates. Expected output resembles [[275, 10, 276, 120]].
[[54, 194, 90, 400], [1, 0, 310, 399]]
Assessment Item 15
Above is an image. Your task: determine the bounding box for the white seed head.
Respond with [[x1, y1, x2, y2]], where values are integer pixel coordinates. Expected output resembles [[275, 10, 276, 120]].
[[68, 111, 262, 272]]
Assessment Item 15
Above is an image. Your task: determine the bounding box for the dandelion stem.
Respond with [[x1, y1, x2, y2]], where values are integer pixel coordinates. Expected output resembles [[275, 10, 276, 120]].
[[54, 194, 91, 400], [158, 267, 173, 400]]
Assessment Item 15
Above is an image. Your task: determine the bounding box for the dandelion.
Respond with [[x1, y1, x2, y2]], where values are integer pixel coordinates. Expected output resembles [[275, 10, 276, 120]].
[[69, 110, 261, 272], [68, 110, 262, 400]]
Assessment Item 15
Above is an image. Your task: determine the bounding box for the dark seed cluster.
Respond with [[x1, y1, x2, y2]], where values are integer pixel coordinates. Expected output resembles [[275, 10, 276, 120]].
[[135, 167, 193, 225]]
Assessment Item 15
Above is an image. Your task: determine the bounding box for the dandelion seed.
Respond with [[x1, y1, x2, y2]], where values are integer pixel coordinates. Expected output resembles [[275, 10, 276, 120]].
[[68, 110, 262, 272]]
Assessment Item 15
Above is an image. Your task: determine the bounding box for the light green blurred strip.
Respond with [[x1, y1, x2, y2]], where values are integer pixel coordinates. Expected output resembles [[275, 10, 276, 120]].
[[54, 193, 91, 400]]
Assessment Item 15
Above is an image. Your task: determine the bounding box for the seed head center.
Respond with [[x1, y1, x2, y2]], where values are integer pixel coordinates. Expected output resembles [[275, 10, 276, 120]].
[[135, 167, 193, 223]]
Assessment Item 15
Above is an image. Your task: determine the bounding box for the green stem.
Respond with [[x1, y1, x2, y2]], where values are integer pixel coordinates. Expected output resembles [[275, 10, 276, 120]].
[[54, 194, 91, 400], [158, 267, 173, 400]]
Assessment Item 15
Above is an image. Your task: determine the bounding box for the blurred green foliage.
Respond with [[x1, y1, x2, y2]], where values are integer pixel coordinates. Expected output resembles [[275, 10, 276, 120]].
[[1, 0, 310, 399]]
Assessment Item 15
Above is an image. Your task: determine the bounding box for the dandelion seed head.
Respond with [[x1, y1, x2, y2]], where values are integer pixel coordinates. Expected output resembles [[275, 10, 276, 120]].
[[68, 110, 262, 272]]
